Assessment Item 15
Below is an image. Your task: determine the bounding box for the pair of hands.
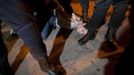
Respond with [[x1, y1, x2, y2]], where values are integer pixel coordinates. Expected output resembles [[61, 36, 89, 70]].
[[71, 13, 88, 35]]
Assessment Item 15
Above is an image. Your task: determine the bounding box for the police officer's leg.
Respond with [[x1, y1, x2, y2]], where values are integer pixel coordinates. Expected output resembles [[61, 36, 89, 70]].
[[105, 0, 129, 45]]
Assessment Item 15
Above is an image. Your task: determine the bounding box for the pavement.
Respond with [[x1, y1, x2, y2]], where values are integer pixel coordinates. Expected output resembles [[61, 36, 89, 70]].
[[1, 0, 131, 75]]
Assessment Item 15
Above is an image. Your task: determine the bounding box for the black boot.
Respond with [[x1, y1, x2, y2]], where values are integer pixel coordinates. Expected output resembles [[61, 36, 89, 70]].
[[78, 29, 97, 45], [37, 58, 64, 75], [105, 27, 118, 47]]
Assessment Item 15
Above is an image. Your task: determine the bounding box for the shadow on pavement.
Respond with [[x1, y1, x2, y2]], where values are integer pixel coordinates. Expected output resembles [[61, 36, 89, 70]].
[[48, 28, 73, 75]]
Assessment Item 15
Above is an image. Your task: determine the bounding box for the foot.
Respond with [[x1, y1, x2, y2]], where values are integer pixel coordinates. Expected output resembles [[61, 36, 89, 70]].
[[105, 27, 118, 46], [103, 40, 118, 53], [78, 29, 97, 45], [37, 58, 64, 75]]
